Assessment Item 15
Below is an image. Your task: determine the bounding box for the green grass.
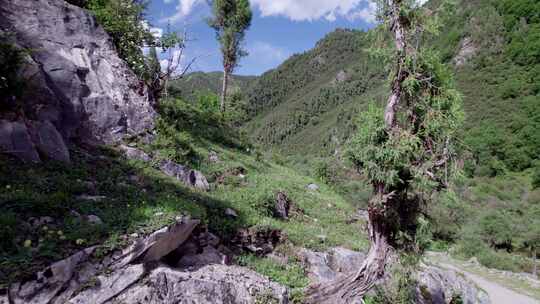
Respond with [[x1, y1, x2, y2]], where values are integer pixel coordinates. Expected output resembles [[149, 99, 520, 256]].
[[0, 99, 368, 288]]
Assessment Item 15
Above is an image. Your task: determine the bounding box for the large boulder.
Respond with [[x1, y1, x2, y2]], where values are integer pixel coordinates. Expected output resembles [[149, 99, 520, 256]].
[[0, 0, 156, 162], [110, 265, 289, 304]]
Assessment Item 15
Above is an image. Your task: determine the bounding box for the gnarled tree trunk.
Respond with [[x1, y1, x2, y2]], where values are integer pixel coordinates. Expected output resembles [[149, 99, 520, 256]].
[[305, 208, 393, 303], [306, 1, 408, 302]]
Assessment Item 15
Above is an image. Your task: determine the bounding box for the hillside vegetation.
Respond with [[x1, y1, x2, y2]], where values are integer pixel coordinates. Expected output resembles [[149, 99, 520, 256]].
[[169, 0, 540, 276], [244, 0, 540, 176]]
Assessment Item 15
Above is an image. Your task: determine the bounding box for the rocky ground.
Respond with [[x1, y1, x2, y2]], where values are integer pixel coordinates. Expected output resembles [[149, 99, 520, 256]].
[[0, 217, 498, 304]]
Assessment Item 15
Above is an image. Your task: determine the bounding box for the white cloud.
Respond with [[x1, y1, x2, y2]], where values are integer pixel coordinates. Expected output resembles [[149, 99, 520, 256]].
[[150, 27, 163, 39], [347, 1, 377, 24], [251, 0, 366, 22], [162, 0, 205, 23], [249, 41, 289, 64]]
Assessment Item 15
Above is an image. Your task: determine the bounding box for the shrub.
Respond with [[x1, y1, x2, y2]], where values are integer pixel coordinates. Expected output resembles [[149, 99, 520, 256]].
[[85, 0, 153, 79], [0, 33, 26, 109]]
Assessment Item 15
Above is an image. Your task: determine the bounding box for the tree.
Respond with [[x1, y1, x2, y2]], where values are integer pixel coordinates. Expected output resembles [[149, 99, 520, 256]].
[[208, 0, 252, 112], [147, 25, 197, 102], [306, 1, 463, 302]]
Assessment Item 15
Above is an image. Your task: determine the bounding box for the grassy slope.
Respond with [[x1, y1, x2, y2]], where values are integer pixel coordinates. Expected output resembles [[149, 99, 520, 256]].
[[0, 100, 367, 288]]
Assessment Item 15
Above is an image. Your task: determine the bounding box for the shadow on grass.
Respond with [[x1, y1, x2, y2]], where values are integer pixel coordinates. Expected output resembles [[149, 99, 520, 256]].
[[0, 146, 248, 286]]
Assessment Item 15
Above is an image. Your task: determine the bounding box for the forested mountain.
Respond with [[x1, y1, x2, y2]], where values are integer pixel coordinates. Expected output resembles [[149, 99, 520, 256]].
[[169, 71, 257, 101], [244, 0, 540, 176]]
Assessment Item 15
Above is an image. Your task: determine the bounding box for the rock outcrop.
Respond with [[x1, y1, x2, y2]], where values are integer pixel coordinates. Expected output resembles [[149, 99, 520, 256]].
[[0, 0, 156, 163], [7, 218, 288, 304], [300, 247, 490, 304]]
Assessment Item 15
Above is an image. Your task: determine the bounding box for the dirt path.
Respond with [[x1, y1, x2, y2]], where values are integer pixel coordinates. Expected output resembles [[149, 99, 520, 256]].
[[437, 262, 539, 304]]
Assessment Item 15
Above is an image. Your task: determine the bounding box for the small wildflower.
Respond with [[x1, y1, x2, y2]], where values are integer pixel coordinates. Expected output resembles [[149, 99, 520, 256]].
[[59, 235, 67, 240], [23, 240, 32, 248], [76, 238, 85, 245], [42, 226, 49, 231], [57, 230, 63, 236], [6, 185, 11, 189]]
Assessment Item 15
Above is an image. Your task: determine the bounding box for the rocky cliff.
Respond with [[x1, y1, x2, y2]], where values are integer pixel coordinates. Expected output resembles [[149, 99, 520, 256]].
[[0, 0, 156, 163]]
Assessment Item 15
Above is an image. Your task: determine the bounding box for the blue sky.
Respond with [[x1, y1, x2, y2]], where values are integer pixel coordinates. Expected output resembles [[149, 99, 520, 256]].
[[145, 0, 381, 76]]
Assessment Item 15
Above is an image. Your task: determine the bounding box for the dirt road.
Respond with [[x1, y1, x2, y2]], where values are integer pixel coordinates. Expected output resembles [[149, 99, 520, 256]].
[[437, 262, 539, 304]]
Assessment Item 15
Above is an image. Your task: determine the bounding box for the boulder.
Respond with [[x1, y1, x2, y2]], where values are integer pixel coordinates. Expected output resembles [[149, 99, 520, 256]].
[[119, 145, 151, 162], [225, 208, 239, 218], [112, 265, 288, 304], [116, 217, 200, 266], [159, 160, 210, 191], [68, 264, 146, 304], [29, 121, 71, 163], [327, 247, 366, 273], [416, 265, 490, 304], [307, 183, 319, 191], [0, 120, 40, 163], [274, 191, 291, 219], [9, 247, 96, 304], [208, 151, 219, 163], [0, 0, 156, 160]]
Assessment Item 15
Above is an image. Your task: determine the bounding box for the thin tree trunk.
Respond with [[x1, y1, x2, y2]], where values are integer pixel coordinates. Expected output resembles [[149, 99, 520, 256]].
[[221, 70, 229, 113], [533, 248, 537, 278], [384, 0, 407, 129], [305, 211, 393, 303]]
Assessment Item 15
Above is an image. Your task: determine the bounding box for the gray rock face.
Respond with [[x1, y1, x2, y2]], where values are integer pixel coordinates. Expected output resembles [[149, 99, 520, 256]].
[[416, 265, 490, 304], [112, 265, 288, 304], [7, 219, 288, 304], [9, 247, 97, 304], [0, 0, 155, 162]]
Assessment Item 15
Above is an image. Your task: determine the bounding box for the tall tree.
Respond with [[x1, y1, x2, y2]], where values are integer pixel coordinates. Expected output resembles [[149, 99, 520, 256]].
[[306, 1, 463, 302], [208, 0, 252, 112]]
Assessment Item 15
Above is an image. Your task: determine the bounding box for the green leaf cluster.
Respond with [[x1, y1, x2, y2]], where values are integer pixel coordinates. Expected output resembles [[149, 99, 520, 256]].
[[85, 0, 153, 78]]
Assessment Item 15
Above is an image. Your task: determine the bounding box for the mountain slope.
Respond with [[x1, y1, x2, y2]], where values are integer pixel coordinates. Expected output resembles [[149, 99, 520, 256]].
[[169, 71, 257, 101], [244, 0, 540, 174]]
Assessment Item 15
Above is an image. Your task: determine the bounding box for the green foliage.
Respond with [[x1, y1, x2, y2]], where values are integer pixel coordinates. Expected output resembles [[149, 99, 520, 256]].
[[348, 49, 463, 194], [533, 165, 540, 190], [0, 33, 26, 108], [154, 98, 249, 157], [478, 210, 514, 248], [86, 0, 153, 78]]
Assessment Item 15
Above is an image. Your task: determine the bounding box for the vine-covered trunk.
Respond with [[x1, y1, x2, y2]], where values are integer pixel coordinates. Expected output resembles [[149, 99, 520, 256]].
[[221, 70, 229, 112], [305, 209, 393, 303]]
